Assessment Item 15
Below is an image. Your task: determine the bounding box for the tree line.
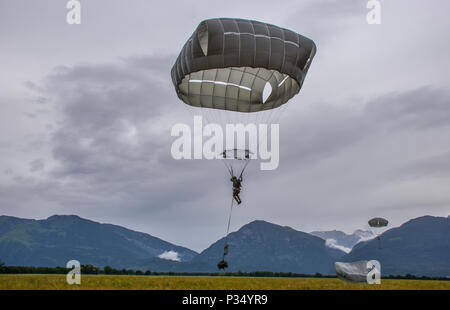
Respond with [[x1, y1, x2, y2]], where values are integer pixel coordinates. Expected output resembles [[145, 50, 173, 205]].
[[0, 260, 448, 280]]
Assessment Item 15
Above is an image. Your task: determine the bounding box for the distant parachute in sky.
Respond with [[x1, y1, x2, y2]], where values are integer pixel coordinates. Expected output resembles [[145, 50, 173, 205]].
[[368, 217, 389, 228], [368, 217, 389, 249]]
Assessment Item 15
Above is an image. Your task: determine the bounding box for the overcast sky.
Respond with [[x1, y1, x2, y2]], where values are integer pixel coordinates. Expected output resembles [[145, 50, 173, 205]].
[[1, 0, 449, 252]]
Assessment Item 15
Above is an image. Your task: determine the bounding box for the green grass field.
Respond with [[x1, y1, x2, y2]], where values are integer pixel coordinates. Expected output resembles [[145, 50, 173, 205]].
[[0, 274, 449, 290]]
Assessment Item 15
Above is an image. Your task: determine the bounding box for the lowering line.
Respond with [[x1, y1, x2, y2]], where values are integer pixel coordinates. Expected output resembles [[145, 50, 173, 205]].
[[222, 195, 235, 261]]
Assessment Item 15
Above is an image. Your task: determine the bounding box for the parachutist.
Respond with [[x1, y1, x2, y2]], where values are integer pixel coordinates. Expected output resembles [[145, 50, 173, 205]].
[[231, 176, 242, 205], [172, 19, 317, 273]]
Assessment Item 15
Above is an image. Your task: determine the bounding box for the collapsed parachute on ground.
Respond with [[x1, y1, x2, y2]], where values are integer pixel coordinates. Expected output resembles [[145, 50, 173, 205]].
[[335, 261, 371, 283], [171, 18, 316, 114]]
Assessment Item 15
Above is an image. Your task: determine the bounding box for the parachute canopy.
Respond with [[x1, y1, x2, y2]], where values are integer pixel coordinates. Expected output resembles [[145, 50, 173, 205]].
[[171, 18, 316, 112], [368, 217, 389, 228]]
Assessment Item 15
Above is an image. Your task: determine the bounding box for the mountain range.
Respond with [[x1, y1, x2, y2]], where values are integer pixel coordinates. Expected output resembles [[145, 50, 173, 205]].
[[0, 215, 196, 268], [0, 214, 449, 276], [310, 229, 374, 253]]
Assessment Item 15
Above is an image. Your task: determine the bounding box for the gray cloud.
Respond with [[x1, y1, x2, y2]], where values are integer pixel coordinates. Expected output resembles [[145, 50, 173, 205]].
[[29, 159, 45, 172], [285, 0, 366, 43], [366, 87, 450, 131], [394, 151, 450, 180], [280, 87, 450, 168]]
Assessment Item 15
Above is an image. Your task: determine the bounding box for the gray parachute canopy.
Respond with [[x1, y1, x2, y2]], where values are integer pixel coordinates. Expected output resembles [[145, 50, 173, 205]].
[[171, 18, 316, 113], [368, 217, 389, 228]]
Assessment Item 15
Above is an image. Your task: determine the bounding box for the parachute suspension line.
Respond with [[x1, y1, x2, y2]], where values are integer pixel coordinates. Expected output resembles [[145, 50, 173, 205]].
[[221, 109, 226, 131], [255, 109, 262, 128], [265, 104, 280, 125], [214, 109, 221, 126], [222, 156, 249, 179], [216, 109, 224, 126], [204, 108, 211, 125], [222, 195, 235, 261], [209, 107, 220, 126], [258, 103, 289, 155], [212, 108, 221, 126], [204, 108, 214, 126], [271, 102, 289, 125], [222, 159, 233, 177], [239, 158, 250, 179]]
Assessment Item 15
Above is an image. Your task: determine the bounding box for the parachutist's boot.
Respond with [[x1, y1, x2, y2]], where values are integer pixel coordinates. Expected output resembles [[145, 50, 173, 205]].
[[233, 195, 241, 204]]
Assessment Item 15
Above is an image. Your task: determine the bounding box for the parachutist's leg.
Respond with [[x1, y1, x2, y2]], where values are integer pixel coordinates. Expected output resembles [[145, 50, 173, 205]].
[[233, 189, 240, 204], [236, 194, 241, 204], [233, 195, 240, 204]]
